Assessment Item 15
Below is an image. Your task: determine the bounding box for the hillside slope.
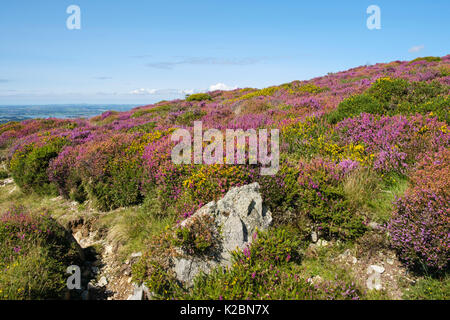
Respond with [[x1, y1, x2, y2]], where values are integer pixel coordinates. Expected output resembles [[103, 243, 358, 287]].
[[0, 55, 449, 300]]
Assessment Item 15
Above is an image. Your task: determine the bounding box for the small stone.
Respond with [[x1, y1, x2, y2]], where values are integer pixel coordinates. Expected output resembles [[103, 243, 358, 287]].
[[307, 276, 323, 285], [98, 276, 108, 287], [368, 221, 380, 229], [105, 245, 114, 255], [368, 265, 385, 274], [127, 284, 144, 300], [352, 257, 358, 264], [386, 258, 394, 265], [317, 239, 329, 247], [311, 231, 318, 243], [131, 252, 142, 258]]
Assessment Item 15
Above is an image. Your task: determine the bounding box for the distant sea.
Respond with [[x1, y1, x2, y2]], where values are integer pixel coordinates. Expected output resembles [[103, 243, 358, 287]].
[[0, 104, 140, 124]]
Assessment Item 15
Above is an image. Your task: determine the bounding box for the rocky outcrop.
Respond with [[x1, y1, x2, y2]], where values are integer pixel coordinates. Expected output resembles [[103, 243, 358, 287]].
[[174, 183, 272, 285]]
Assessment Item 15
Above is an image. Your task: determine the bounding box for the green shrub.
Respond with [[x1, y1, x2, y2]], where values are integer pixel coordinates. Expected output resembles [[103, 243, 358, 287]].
[[0, 170, 9, 179], [296, 158, 367, 240], [175, 110, 207, 126], [328, 94, 380, 124], [132, 231, 180, 298], [366, 77, 409, 106], [85, 159, 144, 211], [409, 56, 442, 64], [128, 121, 157, 133], [131, 109, 153, 119], [9, 137, 68, 195], [260, 158, 367, 240], [398, 95, 450, 123], [328, 78, 449, 123], [173, 214, 221, 256], [186, 93, 212, 102], [0, 206, 81, 300]]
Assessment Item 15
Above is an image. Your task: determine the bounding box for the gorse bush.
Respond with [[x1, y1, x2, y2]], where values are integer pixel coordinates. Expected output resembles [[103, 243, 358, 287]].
[[10, 136, 68, 195], [328, 77, 449, 123], [186, 93, 212, 102], [260, 158, 367, 240], [296, 158, 367, 240], [409, 56, 442, 64], [327, 94, 380, 124], [182, 164, 256, 207], [0, 206, 81, 299], [81, 135, 145, 211]]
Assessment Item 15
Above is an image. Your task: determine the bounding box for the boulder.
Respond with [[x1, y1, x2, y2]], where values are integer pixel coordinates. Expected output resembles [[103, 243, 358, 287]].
[[174, 183, 272, 285]]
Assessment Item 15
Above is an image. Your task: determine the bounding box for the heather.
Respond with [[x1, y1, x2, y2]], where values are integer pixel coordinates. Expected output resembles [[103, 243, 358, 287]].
[[0, 55, 449, 299], [387, 148, 449, 273], [0, 206, 81, 299]]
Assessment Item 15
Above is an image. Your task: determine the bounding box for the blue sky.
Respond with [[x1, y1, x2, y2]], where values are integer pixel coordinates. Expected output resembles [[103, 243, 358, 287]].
[[0, 0, 449, 105]]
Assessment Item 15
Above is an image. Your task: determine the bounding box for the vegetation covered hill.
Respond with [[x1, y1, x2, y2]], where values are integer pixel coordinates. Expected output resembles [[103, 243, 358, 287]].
[[0, 55, 449, 300]]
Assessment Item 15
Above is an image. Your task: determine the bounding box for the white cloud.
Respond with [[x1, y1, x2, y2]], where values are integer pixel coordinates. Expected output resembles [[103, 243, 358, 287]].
[[129, 88, 158, 95], [180, 89, 196, 95], [209, 83, 237, 91], [408, 45, 424, 53]]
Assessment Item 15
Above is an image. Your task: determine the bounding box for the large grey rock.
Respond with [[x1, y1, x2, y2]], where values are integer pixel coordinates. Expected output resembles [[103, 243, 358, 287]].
[[174, 183, 272, 285]]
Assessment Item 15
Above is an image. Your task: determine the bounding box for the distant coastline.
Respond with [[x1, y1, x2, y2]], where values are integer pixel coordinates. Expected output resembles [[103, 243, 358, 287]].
[[0, 104, 139, 124]]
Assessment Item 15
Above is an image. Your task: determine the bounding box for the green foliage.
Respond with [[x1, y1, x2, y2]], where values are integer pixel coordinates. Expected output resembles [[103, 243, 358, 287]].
[[297, 161, 367, 240], [173, 214, 221, 256], [409, 56, 442, 64], [340, 75, 370, 84], [328, 94, 380, 124], [128, 121, 157, 133], [131, 109, 153, 119], [179, 228, 361, 300], [0, 170, 9, 179], [261, 158, 366, 240], [398, 95, 450, 123], [296, 83, 329, 94], [186, 93, 212, 102], [239, 87, 279, 100], [0, 247, 67, 300], [403, 276, 450, 300], [85, 159, 144, 211], [132, 231, 179, 298], [10, 137, 68, 195], [0, 206, 81, 300], [328, 77, 449, 123], [175, 110, 207, 126], [366, 77, 410, 105], [183, 164, 254, 206]]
